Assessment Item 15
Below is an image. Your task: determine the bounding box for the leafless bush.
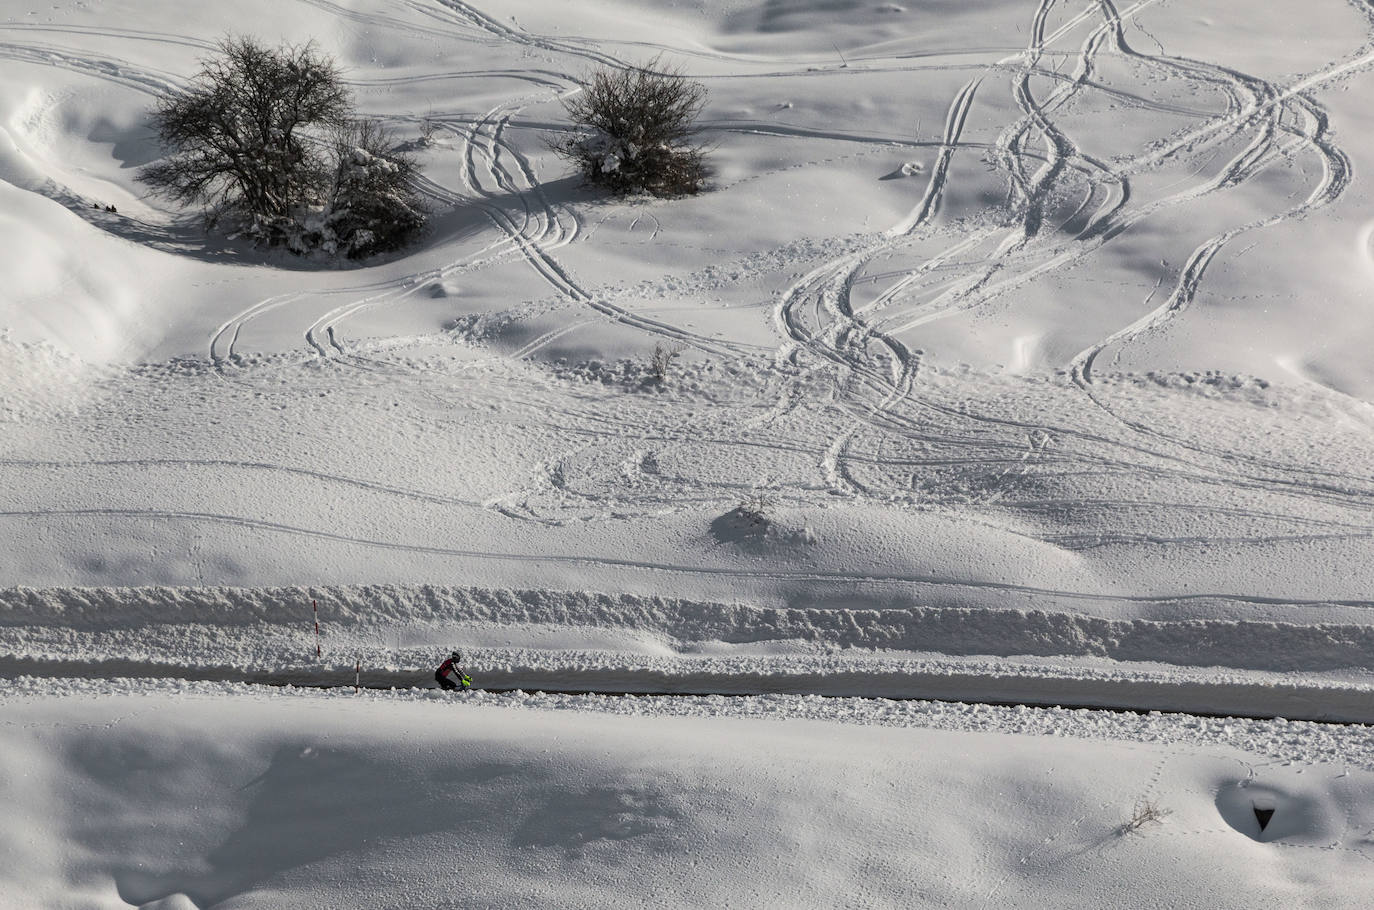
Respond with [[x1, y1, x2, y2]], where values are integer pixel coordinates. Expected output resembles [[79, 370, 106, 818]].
[[549, 59, 709, 197], [418, 116, 440, 146], [323, 119, 427, 259], [140, 37, 346, 224], [735, 491, 775, 527], [1118, 799, 1171, 835], [139, 36, 426, 258], [648, 341, 684, 383]]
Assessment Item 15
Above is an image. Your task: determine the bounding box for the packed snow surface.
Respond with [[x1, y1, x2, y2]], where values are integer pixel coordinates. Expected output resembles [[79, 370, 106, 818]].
[[5, 0, 1374, 904]]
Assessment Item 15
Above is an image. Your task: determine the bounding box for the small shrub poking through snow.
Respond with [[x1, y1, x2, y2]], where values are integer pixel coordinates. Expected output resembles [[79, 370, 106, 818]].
[[711, 491, 817, 549], [735, 491, 775, 527], [550, 59, 710, 197], [648, 342, 685, 384], [1118, 799, 1171, 835]]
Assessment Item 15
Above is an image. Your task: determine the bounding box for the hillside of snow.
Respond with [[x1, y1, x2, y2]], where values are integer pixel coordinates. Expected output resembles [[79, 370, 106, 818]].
[[4, 0, 1374, 612], [5, 0, 1374, 905]]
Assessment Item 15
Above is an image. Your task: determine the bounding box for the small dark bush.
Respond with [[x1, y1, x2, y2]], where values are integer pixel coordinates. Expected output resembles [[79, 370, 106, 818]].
[[647, 341, 684, 383], [139, 36, 426, 258], [735, 491, 774, 527], [320, 119, 427, 259], [550, 60, 709, 197], [1118, 799, 1171, 835]]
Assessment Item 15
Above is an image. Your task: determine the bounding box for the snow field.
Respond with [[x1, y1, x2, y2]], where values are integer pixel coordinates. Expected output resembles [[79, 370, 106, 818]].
[[3, 686, 1373, 909], [4, 1, 1374, 585], [6, 0, 1374, 904]]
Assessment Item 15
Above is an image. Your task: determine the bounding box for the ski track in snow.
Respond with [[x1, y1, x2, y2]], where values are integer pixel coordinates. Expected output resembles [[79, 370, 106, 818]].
[[770, 0, 1374, 515], [463, 0, 1374, 546]]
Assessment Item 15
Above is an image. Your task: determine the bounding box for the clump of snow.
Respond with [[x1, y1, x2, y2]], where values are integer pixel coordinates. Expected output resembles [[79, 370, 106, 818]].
[[137, 895, 200, 910], [447, 310, 516, 344]]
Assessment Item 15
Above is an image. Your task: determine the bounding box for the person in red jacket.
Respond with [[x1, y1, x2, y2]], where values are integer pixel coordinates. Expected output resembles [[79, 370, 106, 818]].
[[435, 650, 471, 691]]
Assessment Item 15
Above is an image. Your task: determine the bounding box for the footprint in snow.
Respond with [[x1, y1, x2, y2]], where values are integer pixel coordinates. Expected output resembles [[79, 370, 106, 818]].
[[880, 161, 925, 180]]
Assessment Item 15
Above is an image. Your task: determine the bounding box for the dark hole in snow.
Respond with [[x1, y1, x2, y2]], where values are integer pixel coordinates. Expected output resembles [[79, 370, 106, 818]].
[[1215, 781, 1334, 844]]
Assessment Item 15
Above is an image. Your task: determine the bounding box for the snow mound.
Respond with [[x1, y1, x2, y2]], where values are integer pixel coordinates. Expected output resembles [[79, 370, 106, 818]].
[[0, 331, 102, 422], [137, 895, 200, 910], [8, 584, 1374, 676]]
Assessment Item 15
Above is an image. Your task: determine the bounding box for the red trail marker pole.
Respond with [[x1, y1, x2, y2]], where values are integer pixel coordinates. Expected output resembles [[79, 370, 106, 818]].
[[355, 658, 361, 693], [313, 600, 321, 658]]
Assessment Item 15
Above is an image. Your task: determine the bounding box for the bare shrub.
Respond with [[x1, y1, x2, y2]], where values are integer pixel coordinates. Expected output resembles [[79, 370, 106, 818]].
[[418, 116, 440, 147], [549, 59, 709, 197], [1118, 799, 1171, 835], [140, 36, 426, 258], [648, 341, 684, 383], [735, 491, 774, 527], [322, 119, 427, 259], [140, 37, 347, 227]]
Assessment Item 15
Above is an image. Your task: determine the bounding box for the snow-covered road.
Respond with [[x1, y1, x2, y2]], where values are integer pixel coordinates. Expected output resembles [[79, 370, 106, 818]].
[[6, 583, 1374, 722]]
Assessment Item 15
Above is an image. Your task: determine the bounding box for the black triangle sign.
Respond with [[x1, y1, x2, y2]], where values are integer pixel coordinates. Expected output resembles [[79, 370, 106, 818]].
[[1254, 807, 1275, 831]]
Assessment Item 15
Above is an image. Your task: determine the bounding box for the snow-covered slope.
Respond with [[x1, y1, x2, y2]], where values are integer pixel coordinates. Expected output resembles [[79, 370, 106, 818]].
[[3, 0, 1374, 620], [5, 0, 1374, 903]]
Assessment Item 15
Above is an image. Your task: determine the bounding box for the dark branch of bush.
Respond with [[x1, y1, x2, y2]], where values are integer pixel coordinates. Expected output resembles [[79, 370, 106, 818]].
[[139, 37, 348, 221], [138, 36, 426, 258], [549, 60, 709, 197], [1118, 799, 1171, 835]]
